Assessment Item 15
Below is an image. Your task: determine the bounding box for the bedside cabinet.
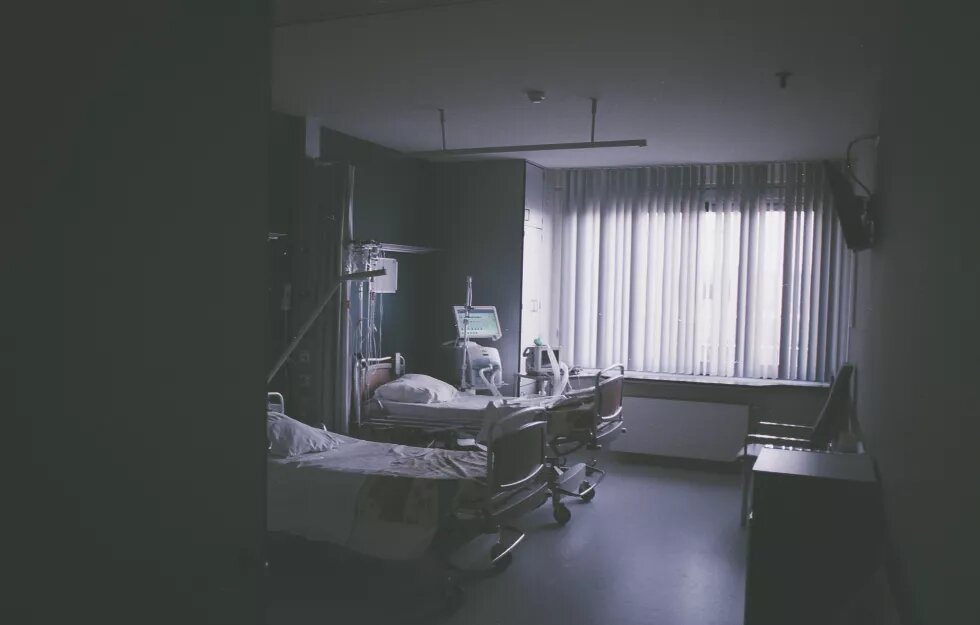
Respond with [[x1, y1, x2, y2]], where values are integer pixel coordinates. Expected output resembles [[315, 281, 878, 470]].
[[745, 447, 883, 625]]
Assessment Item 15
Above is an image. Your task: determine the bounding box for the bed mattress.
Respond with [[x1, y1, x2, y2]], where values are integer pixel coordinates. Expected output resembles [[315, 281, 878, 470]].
[[268, 434, 486, 560], [374, 394, 496, 430]]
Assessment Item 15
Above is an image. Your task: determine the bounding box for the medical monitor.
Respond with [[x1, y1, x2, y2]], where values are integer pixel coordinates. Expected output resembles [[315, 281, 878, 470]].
[[823, 160, 874, 250], [453, 305, 502, 340]]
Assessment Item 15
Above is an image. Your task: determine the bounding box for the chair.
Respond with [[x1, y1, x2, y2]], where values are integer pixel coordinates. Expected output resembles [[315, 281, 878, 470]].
[[738, 363, 856, 526]]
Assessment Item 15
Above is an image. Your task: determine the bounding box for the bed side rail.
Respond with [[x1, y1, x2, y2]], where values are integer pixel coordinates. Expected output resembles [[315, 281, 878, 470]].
[[267, 392, 285, 413], [595, 364, 625, 423], [486, 406, 548, 496]]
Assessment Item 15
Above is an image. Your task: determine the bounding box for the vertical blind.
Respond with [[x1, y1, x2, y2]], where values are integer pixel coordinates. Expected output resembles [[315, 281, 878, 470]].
[[547, 162, 854, 382]]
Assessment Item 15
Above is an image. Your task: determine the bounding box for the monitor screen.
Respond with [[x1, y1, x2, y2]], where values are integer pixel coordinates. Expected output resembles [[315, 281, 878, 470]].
[[453, 306, 501, 339], [823, 160, 873, 250]]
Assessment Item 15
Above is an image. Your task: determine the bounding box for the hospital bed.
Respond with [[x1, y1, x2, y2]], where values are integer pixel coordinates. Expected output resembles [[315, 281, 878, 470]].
[[266, 393, 550, 612], [542, 364, 626, 525], [355, 355, 534, 445], [353, 357, 627, 526]]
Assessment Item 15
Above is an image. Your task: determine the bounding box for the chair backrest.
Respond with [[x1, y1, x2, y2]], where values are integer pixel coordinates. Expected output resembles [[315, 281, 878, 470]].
[[486, 406, 548, 496], [811, 363, 855, 448], [595, 365, 625, 424], [544, 365, 625, 441]]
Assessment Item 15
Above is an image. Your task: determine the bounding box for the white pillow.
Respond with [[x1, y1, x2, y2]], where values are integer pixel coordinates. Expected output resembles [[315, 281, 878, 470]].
[[266, 411, 342, 458], [374, 373, 458, 404]]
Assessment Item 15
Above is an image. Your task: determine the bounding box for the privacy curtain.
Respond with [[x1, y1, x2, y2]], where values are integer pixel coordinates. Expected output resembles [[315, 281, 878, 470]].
[[547, 163, 854, 382]]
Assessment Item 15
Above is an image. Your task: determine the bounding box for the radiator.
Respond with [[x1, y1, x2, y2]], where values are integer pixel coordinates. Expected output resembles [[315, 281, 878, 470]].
[[610, 397, 749, 462]]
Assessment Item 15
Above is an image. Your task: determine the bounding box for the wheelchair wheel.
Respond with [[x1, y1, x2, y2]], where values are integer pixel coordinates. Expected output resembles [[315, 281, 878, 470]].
[[553, 502, 572, 525], [579, 480, 596, 503]]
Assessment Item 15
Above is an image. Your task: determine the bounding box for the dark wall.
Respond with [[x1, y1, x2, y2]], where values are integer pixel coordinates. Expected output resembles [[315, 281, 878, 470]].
[[17, 5, 269, 624], [319, 127, 430, 365], [849, 2, 979, 622], [266, 117, 431, 424], [269, 115, 359, 427], [420, 160, 527, 386], [267, 112, 304, 405], [320, 127, 429, 246], [270, 142, 528, 389]]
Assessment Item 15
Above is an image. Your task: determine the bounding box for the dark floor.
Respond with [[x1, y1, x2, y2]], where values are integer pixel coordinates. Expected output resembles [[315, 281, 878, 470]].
[[267, 453, 747, 625]]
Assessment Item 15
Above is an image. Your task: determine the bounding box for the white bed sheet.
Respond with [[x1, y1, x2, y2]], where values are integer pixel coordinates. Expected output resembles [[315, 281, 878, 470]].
[[270, 433, 487, 480], [267, 434, 486, 560]]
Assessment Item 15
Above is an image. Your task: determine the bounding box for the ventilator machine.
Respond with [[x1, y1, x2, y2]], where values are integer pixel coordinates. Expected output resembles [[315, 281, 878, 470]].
[[453, 278, 505, 397]]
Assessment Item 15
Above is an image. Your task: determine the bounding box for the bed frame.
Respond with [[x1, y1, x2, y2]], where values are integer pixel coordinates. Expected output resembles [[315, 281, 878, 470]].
[[356, 354, 487, 445], [362, 354, 403, 395], [353, 354, 404, 434], [543, 364, 626, 525], [266, 393, 552, 614], [450, 405, 551, 570]]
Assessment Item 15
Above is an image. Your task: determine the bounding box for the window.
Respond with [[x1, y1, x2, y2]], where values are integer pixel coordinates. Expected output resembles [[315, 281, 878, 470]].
[[544, 163, 853, 382]]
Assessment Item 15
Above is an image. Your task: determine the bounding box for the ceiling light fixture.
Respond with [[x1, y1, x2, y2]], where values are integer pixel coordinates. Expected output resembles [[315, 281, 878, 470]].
[[410, 96, 647, 158], [526, 89, 546, 103]]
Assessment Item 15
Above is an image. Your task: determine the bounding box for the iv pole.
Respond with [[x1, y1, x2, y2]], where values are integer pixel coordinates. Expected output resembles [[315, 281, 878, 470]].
[[335, 164, 356, 434], [459, 276, 473, 390]]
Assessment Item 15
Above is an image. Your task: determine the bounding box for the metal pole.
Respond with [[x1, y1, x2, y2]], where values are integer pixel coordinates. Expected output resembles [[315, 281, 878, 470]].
[[266, 268, 382, 385], [590, 98, 597, 143], [336, 164, 356, 433], [409, 138, 646, 158], [439, 108, 447, 151], [460, 276, 473, 390], [268, 281, 343, 384]]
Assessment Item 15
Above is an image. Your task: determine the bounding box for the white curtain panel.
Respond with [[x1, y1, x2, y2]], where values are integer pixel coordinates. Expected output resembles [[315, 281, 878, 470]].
[[546, 163, 853, 382]]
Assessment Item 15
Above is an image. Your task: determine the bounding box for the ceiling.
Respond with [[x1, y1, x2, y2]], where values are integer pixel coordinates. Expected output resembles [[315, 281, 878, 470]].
[[272, 0, 891, 167]]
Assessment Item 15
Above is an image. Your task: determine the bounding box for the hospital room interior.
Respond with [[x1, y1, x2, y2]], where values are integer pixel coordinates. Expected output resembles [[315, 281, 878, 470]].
[[20, 1, 976, 625]]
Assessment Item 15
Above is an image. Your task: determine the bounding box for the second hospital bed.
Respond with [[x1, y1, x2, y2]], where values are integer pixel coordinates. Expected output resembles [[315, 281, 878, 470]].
[[355, 356, 545, 443], [352, 358, 627, 525]]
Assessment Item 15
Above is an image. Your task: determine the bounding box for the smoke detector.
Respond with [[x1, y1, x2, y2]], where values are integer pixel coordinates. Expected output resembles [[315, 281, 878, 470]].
[[525, 89, 546, 104]]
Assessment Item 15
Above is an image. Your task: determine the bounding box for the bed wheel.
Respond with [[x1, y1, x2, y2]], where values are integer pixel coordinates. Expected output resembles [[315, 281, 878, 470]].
[[490, 543, 513, 572], [553, 503, 571, 526], [579, 480, 596, 503]]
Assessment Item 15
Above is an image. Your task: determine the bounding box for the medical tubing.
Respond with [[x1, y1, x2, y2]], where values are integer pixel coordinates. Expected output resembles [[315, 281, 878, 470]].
[[552, 361, 569, 399], [543, 344, 568, 398], [480, 367, 503, 398], [544, 344, 558, 392]]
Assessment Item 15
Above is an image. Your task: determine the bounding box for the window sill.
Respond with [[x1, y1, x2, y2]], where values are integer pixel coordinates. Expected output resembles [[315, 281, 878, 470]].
[[578, 369, 829, 389]]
